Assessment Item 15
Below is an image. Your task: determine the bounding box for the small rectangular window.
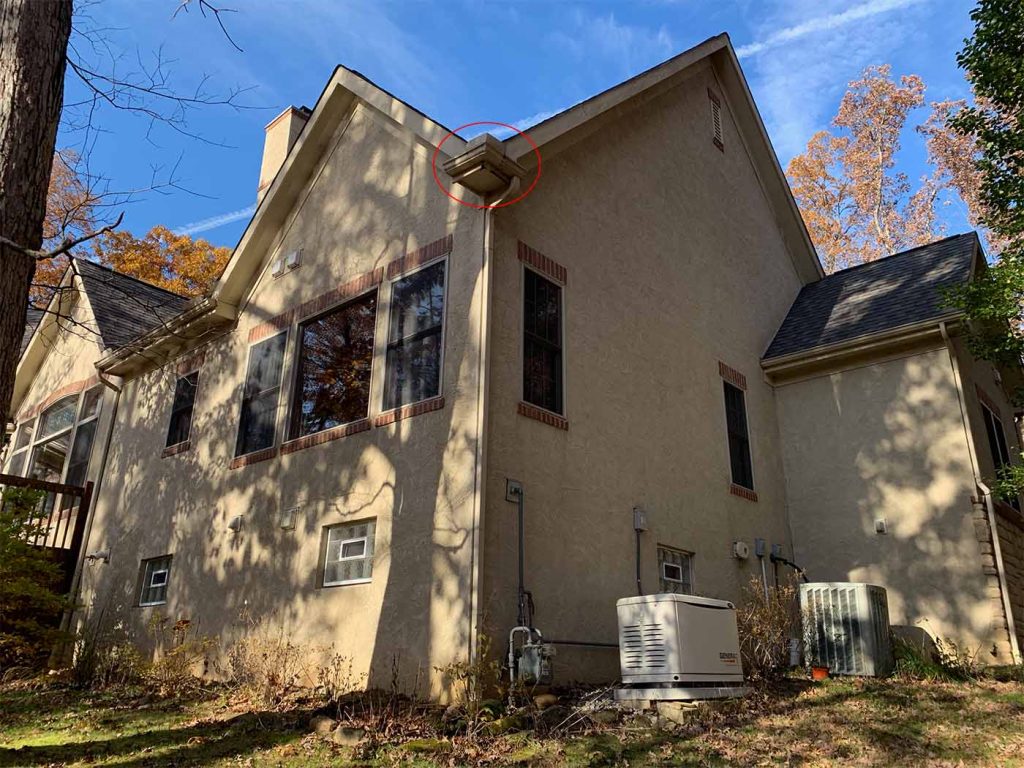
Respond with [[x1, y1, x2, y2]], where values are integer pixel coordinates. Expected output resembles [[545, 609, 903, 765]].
[[139, 555, 172, 606], [322, 520, 375, 586], [236, 333, 287, 457], [384, 261, 446, 410], [724, 381, 753, 490], [166, 372, 199, 448], [658, 546, 693, 594], [523, 268, 563, 414], [291, 291, 377, 439]]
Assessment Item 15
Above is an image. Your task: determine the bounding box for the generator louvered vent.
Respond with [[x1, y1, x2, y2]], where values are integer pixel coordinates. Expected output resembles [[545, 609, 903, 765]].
[[620, 621, 666, 672], [800, 582, 893, 677]]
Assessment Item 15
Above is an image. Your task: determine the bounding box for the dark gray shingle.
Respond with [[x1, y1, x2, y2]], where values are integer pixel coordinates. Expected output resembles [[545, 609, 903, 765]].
[[21, 308, 43, 355], [764, 233, 979, 361], [73, 259, 191, 349]]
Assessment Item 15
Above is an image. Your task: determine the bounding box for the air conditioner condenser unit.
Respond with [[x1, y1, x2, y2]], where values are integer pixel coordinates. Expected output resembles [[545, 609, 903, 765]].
[[800, 582, 893, 677], [614, 593, 748, 702]]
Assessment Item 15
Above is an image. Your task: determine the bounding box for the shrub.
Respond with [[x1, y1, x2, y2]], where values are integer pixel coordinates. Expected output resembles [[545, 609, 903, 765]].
[[226, 611, 315, 708], [736, 576, 797, 685], [893, 634, 981, 682], [146, 615, 216, 696], [0, 487, 70, 672], [71, 618, 145, 689]]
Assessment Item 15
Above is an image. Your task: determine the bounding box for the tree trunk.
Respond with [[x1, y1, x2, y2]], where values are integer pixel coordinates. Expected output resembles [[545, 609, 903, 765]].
[[0, 0, 72, 428]]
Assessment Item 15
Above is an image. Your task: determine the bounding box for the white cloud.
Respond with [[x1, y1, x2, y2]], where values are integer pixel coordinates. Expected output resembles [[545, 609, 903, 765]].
[[736, 0, 929, 59], [175, 204, 256, 236], [552, 11, 676, 77]]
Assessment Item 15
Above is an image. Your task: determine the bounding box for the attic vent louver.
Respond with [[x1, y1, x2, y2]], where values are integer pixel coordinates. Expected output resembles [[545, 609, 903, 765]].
[[708, 88, 724, 152]]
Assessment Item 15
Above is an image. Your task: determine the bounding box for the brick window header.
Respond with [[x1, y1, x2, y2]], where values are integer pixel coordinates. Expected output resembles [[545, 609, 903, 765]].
[[175, 351, 206, 377], [718, 361, 747, 391], [518, 241, 567, 285], [18, 375, 100, 423], [387, 234, 453, 279]]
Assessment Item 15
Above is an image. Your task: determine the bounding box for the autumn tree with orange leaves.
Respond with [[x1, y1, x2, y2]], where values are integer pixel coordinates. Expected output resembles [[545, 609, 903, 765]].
[[32, 150, 230, 303], [786, 65, 949, 273]]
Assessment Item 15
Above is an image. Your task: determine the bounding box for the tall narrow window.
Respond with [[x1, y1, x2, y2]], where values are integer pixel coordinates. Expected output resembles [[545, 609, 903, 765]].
[[64, 387, 102, 488], [236, 333, 287, 457], [138, 555, 172, 606], [291, 291, 377, 438], [384, 260, 446, 410], [982, 403, 1020, 510], [523, 269, 563, 414], [166, 372, 199, 448], [724, 382, 753, 490], [5, 418, 35, 477]]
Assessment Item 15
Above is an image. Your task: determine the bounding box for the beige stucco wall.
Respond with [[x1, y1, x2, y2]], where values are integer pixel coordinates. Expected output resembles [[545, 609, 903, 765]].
[[775, 344, 1014, 661], [481, 62, 808, 681], [78, 102, 486, 697]]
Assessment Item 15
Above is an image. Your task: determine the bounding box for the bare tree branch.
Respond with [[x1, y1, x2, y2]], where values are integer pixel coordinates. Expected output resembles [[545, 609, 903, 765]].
[[174, 0, 243, 53], [0, 212, 124, 261]]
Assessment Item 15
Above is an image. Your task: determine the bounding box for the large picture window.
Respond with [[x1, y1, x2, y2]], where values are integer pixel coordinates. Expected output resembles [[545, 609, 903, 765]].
[[235, 333, 287, 457], [384, 260, 446, 410], [165, 372, 199, 448], [724, 382, 754, 490], [291, 291, 377, 439], [523, 268, 563, 414]]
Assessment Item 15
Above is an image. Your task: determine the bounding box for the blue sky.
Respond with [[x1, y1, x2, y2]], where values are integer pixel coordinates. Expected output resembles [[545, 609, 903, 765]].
[[59, 0, 979, 250]]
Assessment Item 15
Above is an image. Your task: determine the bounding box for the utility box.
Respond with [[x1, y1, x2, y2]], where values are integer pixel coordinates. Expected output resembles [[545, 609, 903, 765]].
[[800, 582, 893, 677], [615, 593, 746, 701]]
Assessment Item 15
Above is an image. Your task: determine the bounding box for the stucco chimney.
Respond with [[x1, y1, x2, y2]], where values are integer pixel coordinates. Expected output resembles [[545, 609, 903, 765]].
[[257, 106, 310, 201]]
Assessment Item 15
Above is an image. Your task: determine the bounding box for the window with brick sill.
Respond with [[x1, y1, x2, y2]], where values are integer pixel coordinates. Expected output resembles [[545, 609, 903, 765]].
[[523, 268, 563, 415], [723, 381, 754, 491], [384, 260, 446, 411], [235, 332, 287, 457]]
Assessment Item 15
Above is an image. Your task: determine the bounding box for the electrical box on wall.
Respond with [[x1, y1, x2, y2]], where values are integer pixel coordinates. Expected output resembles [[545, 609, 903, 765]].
[[732, 540, 750, 560], [633, 507, 648, 532]]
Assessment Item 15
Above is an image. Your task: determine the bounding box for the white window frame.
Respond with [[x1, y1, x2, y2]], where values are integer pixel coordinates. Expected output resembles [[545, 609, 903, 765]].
[[233, 330, 289, 458], [322, 524, 374, 587], [16, 387, 103, 483], [139, 556, 172, 607], [381, 255, 449, 413], [519, 263, 568, 418]]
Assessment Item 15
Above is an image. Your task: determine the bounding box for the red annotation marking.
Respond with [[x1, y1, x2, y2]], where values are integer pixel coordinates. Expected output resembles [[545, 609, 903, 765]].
[[431, 122, 542, 210]]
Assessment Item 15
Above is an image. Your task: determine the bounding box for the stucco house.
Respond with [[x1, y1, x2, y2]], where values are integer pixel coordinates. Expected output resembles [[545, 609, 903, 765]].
[[3, 33, 1022, 695]]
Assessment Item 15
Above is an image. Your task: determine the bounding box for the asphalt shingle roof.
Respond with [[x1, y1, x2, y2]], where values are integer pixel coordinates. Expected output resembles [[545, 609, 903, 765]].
[[21, 308, 43, 355], [73, 259, 191, 349], [764, 233, 979, 361]]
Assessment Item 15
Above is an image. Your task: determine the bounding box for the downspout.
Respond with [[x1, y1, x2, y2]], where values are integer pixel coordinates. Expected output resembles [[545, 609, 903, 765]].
[[467, 180, 509, 667], [941, 321, 1021, 664], [58, 370, 122, 646]]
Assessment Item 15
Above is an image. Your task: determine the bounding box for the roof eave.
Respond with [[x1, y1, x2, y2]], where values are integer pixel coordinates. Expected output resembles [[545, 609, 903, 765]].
[[761, 313, 964, 380]]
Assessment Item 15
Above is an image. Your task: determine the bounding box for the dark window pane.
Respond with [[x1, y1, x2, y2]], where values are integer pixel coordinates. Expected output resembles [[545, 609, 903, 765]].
[[523, 269, 563, 414], [385, 332, 441, 410], [65, 420, 96, 487], [384, 262, 445, 410], [236, 334, 286, 456], [724, 382, 753, 490], [30, 431, 71, 482], [80, 387, 102, 420], [14, 419, 35, 451], [292, 292, 377, 438], [166, 372, 199, 447]]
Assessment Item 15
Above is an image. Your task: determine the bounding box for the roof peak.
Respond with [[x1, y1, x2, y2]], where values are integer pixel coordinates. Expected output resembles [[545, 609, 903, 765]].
[[824, 232, 978, 279], [71, 256, 191, 301]]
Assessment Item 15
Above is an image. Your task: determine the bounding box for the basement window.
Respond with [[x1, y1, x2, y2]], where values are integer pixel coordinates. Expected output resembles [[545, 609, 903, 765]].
[[523, 268, 564, 414], [235, 332, 287, 457], [291, 291, 377, 439], [658, 546, 693, 594], [166, 372, 199, 448], [384, 260, 446, 411], [139, 555, 172, 606], [321, 519, 376, 587], [724, 382, 754, 491]]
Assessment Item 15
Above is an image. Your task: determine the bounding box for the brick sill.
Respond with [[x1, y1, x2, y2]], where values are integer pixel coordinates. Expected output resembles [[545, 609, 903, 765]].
[[729, 484, 758, 502], [161, 440, 191, 458], [281, 419, 371, 454], [374, 396, 445, 427], [229, 446, 278, 469], [517, 402, 568, 430]]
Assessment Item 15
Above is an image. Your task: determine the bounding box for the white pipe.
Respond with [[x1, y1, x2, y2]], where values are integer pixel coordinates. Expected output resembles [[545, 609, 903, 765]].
[[941, 321, 1021, 664]]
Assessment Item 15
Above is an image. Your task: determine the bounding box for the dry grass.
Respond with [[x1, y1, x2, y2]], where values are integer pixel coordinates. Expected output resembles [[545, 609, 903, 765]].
[[0, 675, 1022, 766]]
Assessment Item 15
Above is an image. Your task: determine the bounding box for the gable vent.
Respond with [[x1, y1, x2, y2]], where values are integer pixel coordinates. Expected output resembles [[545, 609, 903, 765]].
[[708, 88, 724, 152]]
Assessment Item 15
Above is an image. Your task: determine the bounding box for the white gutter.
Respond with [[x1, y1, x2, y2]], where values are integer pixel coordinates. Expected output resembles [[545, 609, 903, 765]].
[[941, 321, 1021, 664]]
